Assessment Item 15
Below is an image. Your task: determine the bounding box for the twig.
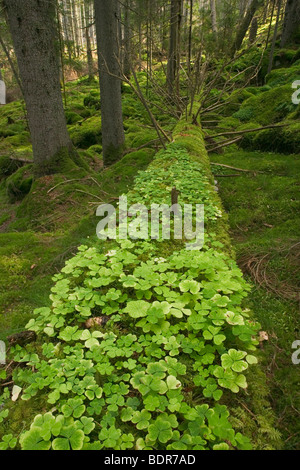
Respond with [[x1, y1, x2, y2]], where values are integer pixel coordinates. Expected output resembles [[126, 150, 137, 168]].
[[47, 179, 83, 194], [210, 162, 265, 174], [205, 124, 289, 140], [207, 137, 243, 153], [74, 189, 104, 201], [122, 138, 161, 156]]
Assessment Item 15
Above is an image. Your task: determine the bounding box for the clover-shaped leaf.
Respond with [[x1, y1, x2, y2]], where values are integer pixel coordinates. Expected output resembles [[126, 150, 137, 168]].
[[148, 418, 173, 443], [132, 409, 151, 430], [213, 366, 247, 393], [203, 326, 226, 345], [225, 311, 245, 326], [124, 300, 150, 319], [0, 434, 17, 450], [221, 349, 248, 373], [59, 326, 82, 343], [61, 398, 86, 419], [52, 426, 85, 451], [81, 329, 104, 349], [20, 428, 51, 451], [179, 280, 201, 294], [167, 375, 181, 390]]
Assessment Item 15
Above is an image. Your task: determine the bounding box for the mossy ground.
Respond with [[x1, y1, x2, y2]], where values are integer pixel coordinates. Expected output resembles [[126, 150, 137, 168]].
[[0, 74, 159, 344], [0, 48, 299, 449], [210, 149, 300, 450]]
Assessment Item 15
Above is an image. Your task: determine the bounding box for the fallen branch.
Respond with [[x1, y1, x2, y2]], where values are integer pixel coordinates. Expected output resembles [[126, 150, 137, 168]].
[[207, 137, 243, 153], [122, 139, 162, 156], [47, 179, 83, 194], [205, 123, 288, 140], [214, 174, 242, 177], [9, 156, 32, 164], [210, 162, 264, 174]]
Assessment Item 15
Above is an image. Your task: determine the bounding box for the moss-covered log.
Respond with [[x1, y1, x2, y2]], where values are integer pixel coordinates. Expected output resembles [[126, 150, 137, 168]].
[[0, 120, 280, 450]]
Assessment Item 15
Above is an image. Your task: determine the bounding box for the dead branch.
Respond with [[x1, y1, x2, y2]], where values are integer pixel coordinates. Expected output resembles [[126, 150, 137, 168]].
[[207, 136, 243, 153], [205, 123, 288, 140], [210, 162, 264, 174]]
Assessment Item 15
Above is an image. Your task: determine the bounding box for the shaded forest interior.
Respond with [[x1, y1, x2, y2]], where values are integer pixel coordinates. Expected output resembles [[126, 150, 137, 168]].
[[0, 0, 299, 452]]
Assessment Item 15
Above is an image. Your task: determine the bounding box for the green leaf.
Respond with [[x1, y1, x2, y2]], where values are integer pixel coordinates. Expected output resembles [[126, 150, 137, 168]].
[[148, 418, 173, 444], [179, 280, 201, 294], [167, 375, 181, 390], [20, 428, 51, 450], [124, 300, 150, 319]]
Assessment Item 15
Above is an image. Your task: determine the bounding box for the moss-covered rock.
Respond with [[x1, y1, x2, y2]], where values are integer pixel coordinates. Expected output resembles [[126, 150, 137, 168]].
[[0, 156, 22, 178], [65, 110, 82, 125], [223, 89, 254, 116], [266, 64, 300, 88], [83, 94, 101, 110], [6, 165, 33, 202], [69, 115, 102, 149], [234, 85, 298, 125]]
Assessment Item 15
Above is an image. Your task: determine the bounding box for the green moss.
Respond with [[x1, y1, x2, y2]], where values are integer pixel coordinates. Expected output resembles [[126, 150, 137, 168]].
[[233, 107, 255, 122], [127, 128, 157, 148], [87, 144, 102, 155], [103, 141, 126, 167], [240, 121, 300, 154], [211, 148, 300, 449], [69, 115, 102, 149], [236, 85, 297, 125], [3, 132, 31, 148], [223, 89, 254, 116], [0, 122, 26, 138], [6, 165, 33, 202], [65, 110, 82, 125], [266, 64, 300, 88], [0, 156, 22, 178], [83, 94, 101, 110]]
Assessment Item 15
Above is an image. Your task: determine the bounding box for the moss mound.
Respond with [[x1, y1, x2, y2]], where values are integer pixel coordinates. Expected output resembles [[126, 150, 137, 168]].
[[6, 165, 33, 203], [0, 156, 22, 178], [69, 115, 102, 149]]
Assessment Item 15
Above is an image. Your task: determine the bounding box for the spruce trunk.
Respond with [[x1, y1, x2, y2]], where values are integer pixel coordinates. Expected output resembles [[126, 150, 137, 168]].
[[5, 0, 75, 177]]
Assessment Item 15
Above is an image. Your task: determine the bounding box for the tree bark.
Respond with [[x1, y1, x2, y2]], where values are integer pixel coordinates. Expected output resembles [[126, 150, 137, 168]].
[[167, 0, 183, 96], [280, 0, 300, 47], [268, 0, 282, 74], [4, 0, 75, 177], [94, 0, 125, 166], [123, 0, 131, 78], [249, 16, 258, 44], [84, 0, 94, 80], [187, 0, 193, 75], [210, 0, 218, 36], [231, 0, 263, 56]]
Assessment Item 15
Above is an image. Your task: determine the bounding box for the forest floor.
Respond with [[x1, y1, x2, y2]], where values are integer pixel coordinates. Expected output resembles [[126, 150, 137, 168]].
[[0, 55, 299, 448], [211, 149, 300, 449]]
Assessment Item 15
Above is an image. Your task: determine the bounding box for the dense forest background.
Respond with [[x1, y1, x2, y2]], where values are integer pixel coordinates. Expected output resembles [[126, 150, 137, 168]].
[[0, 0, 299, 452]]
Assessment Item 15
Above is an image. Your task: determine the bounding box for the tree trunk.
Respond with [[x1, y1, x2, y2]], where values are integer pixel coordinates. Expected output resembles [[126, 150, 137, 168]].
[[123, 0, 131, 78], [210, 0, 218, 36], [268, 0, 282, 74], [4, 0, 75, 177], [249, 16, 258, 44], [167, 0, 183, 95], [94, 0, 125, 166], [231, 0, 263, 56], [280, 0, 300, 47], [187, 0, 193, 75], [84, 0, 94, 80]]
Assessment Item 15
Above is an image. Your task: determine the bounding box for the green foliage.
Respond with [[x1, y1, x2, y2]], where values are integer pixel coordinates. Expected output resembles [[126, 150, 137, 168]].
[[235, 85, 296, 126], [0, 155, 21, 178], [69, 115, 102, 149], [0, 133, 264, 451], [211, 146, 300, 449], [6, 165, 33, 202]]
